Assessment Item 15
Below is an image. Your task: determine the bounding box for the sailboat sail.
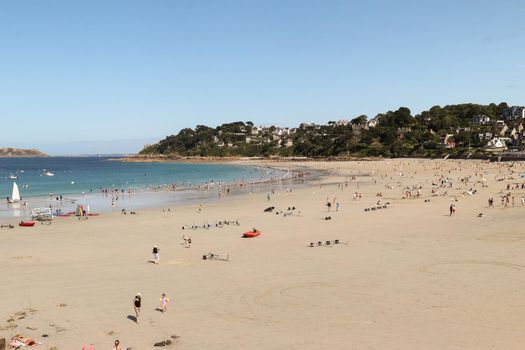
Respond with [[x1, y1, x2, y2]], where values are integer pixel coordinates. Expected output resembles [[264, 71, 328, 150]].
[[12, 182, 20, 202]]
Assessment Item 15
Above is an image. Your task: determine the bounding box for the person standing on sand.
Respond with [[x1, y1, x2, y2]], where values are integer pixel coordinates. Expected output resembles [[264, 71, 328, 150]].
[[133, 293, 142, 323], [113, 339, 122, 350], [160, 293, 170, 313], [153, 245, 160, 264]]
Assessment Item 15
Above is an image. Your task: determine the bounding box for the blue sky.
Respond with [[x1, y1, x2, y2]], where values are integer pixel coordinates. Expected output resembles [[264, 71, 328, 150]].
[[1, 0, 524, 154]]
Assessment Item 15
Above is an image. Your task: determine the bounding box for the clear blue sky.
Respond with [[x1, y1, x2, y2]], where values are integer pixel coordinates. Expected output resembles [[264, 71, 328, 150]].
[[1, 0, 524, 154]]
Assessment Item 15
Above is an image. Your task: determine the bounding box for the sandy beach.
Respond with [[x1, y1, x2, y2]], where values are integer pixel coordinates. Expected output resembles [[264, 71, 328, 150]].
[[1, 159, 525, 349]]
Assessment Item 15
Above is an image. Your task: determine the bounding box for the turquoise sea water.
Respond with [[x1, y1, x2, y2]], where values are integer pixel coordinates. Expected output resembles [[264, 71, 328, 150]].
[[0, 157, 288, 218]]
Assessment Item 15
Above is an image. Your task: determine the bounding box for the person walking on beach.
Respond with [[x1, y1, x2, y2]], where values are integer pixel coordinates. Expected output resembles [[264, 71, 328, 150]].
[[160, 293, 170, 313], [152, 245, 160, 264], [113, 339, 122, 350], [133, 293, 142, 323]]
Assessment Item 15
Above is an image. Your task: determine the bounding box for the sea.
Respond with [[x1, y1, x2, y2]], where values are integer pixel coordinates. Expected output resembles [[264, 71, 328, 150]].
[[0, 157, 291, 219]]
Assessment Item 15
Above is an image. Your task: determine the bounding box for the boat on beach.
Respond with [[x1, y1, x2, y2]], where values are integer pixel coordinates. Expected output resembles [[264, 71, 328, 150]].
[[7, 182, 21, 203], [19, 221, 35, 227], [243, 229, 261, 238]]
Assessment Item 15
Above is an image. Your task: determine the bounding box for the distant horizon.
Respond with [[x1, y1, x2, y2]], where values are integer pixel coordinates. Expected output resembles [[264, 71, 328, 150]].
[[6, 100, 522, 155], [2, 137, 158, 156]]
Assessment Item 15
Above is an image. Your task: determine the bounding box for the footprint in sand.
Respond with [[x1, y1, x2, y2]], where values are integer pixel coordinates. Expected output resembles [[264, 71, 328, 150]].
[[13, 311, 28, 320], [49, 324, 66, 333], [1, 316, 18, 331], [0, 323, 17, 331]]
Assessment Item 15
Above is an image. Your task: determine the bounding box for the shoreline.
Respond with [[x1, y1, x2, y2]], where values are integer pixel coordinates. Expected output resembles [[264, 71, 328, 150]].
[[119, 152, 525, 163], [116, 155, 390, 163], [0, 162, 322, 220]]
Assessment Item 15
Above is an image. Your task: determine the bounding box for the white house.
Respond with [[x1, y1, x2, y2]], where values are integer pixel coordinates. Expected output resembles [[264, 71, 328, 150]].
[[367, 118, 379, 128], [472, 114, 491, 125], [485, 137, 507, 150]]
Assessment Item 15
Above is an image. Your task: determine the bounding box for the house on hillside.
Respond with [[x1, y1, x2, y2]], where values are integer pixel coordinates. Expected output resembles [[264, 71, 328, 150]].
[[450, 127, 471, 134], [479, 133, 494, 141], [367, 118, 379, 128], [442, 134, 456, 149], [485, 137, 508, 151], [502, 106, 525, 120], [495, 120, 506, 129], [499, 124, 509, 136], [472, 114, 491, 125]]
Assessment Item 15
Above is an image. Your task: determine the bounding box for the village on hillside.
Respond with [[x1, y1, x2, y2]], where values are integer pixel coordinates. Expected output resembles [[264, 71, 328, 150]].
[[140, 103, 525, 158]]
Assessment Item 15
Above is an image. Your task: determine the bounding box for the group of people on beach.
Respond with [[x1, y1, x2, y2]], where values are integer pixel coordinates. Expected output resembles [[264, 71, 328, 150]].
[[107, 292, 169, 348], [133, 292, 170, 322]]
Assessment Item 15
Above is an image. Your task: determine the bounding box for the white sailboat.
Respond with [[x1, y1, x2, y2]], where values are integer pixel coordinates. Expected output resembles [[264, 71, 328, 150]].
[[7, 182, 21, 203]]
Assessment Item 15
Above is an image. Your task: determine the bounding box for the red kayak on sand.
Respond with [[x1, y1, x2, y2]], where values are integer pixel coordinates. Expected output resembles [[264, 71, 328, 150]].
[[243, 230, 261, 238], [19, 221, 35, 227]]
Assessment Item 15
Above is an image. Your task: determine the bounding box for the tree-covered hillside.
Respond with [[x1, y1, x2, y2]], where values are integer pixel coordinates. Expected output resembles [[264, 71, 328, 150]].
[[140, 102, 523, 158]]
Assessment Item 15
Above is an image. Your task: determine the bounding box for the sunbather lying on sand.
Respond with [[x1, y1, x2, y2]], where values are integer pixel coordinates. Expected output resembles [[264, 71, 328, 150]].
[[10, 334, 40, 348]]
